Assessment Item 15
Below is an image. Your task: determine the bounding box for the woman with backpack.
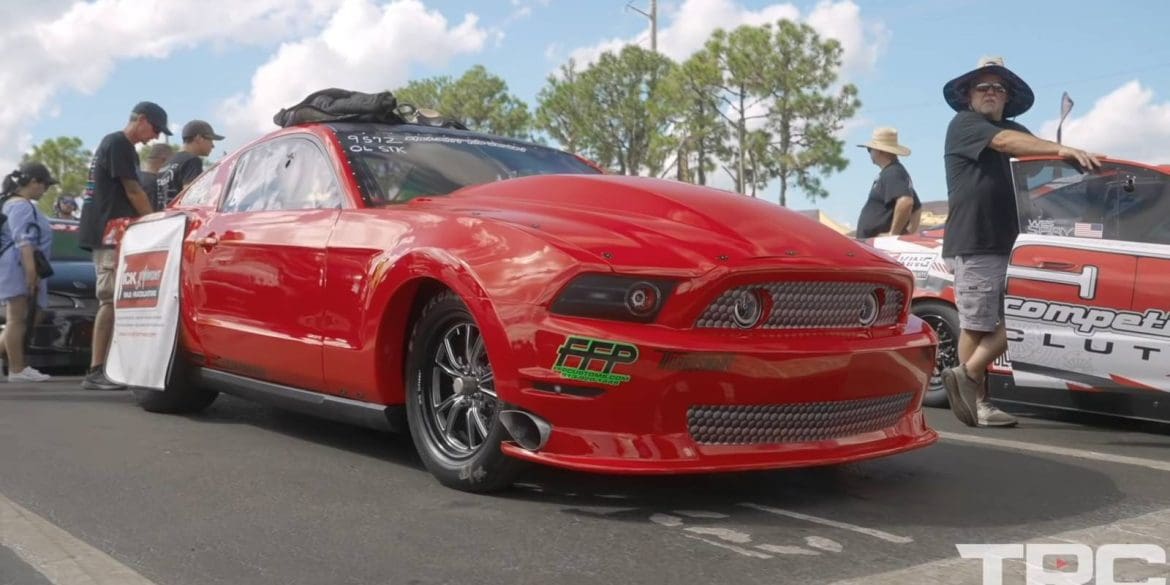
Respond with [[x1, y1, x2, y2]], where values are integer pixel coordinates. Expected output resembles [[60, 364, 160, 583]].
[[0, 161, 58, 382]]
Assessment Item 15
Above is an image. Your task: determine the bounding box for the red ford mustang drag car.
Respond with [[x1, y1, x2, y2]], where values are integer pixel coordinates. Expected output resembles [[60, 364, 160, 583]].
[[115, 115, 938, 491]]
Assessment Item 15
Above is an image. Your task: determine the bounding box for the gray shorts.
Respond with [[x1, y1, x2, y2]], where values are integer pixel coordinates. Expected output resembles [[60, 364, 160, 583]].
[[949, 254, 1008, 333]]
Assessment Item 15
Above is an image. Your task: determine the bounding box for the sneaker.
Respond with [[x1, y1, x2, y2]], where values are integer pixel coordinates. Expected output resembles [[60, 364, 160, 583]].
[[978, 401, 1019, 427], [942, 365, 979, 427], [80, 367, 126, 391], [8, 366, 50, 383]]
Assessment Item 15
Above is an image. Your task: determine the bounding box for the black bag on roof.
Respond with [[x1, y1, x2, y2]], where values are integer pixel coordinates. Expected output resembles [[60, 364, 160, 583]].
[[273, 88, 405, 127]]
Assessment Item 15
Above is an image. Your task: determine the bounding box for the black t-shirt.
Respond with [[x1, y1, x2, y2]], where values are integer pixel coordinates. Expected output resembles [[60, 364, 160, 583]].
[[155, 152, 203, 209], [139, 170, 158, 209], [79, 131, 140, 251], [856, 160, 920, 238], [942, 111, 1030, 257]]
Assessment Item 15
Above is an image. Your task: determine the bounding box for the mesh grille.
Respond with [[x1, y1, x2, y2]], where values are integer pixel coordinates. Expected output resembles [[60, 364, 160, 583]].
[[696, 282, 904, 329], [687, 392, 914, 445]]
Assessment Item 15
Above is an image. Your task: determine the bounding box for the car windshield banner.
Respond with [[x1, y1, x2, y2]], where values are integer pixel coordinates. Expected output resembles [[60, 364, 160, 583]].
[[106, 214, 186, 389]]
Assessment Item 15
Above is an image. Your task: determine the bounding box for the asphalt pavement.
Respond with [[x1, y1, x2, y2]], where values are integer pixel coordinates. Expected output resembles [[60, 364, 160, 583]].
[[3, 377, 1170, 585]]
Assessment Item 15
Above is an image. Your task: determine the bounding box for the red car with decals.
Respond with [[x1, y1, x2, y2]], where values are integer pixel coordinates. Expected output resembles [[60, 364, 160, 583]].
[[874, 155, 1170, 423], [119, 119, 939, 492]]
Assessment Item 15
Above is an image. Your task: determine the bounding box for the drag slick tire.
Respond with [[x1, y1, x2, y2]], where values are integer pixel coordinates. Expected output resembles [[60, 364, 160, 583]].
[[914, 300, 960, 408], [405, 292, 524, 493], [132, 349, 219, 414]]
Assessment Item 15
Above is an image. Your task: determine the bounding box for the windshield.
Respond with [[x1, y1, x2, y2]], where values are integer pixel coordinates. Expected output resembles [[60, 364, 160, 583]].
[[334, 128, 601, 204]]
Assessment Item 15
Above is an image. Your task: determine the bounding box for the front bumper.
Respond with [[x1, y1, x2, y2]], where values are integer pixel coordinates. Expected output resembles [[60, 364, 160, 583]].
[[496, 313, 939, 474]]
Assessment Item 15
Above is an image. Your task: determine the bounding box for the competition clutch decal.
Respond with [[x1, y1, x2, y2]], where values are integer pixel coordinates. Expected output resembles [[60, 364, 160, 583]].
[[116, 250, 168, 309]]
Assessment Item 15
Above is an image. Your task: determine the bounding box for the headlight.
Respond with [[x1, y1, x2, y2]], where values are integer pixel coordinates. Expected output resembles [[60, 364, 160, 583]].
[[858, 288, 883, 327], [551, 274, 677, 323]]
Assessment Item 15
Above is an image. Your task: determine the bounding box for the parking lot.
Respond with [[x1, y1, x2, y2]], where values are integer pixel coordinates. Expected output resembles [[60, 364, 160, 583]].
[[2, 378, 1170, 585]]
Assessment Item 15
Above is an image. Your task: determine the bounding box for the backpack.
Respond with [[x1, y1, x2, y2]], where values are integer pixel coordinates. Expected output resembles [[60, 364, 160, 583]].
[[272, 88, 406, 127], [0, 192, 14, 232]]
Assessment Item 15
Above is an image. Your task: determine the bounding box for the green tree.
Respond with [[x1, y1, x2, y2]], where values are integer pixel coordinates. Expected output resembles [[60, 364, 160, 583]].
[[22, 136, 92, 213], [536, 46, 677, 176], [535, 60, 596, 159], [586, 46, 678, 176], [394, 76, 449, 112], [754, 20, 860, 206], [694, 25, 775, 195], [395, 66, 532, 139], [663, 50, 728, 185]]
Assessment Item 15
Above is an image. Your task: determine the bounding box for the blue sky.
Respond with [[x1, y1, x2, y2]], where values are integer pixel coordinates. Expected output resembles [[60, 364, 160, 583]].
[[12, 0, 1170, 229]]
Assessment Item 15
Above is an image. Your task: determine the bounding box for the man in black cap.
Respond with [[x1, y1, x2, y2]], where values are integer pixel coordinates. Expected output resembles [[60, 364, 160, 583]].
[[939, 57, 1102, 428], [78, 100, 170, 391], [155, 120, 224, 209]]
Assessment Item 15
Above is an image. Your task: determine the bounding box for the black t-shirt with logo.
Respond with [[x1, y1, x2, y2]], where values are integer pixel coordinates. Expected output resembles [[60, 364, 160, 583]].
[[942, 111, 1030, 258], [855, 160, 921, 238], [155, 152, 203, 210], [79, 131, 140, 251]]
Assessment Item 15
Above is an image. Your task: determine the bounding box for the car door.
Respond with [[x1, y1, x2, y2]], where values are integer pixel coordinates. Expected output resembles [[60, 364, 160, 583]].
[[1004, 159, 1159, 394], [188, 135, 343, 391]]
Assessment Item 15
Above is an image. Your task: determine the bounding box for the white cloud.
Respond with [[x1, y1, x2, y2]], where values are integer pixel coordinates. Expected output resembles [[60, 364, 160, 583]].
[[218, 0, 489, 141], [544, 43, 563, 62], [0, 0, 344, 170], [1038, 81, 1170, 163], [503, 0, 552, 26], [805, 0, 888, 76], [566, 0, 886, 76]]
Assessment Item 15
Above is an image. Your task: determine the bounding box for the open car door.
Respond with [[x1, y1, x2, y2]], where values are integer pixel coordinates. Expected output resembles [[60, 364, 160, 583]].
[[998, 157, 1170, 421]]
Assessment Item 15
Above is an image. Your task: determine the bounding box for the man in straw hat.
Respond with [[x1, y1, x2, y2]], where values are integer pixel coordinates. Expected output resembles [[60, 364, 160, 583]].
[[855, 127, 921, 238], [940, 56, 1102, 428]]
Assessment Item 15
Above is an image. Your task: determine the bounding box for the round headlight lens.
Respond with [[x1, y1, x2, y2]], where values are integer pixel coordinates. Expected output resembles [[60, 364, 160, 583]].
[[625, 281, 661, 316], [859, 290, 881, 326], [732, 289, 766, 329]]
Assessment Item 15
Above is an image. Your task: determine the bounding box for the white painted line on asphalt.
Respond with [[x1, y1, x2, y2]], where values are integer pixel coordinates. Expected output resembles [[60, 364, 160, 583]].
[[939, 431, 1170, 472], [826, 506, 1170, 585], [755, 543, 819, 556], [739, 503, 914, 544], [650, 513, 683, 528], [683, 526, 752, 543], [674, 510, 729, 519], [681, 534, 773, 559], [806, 536, 843, 553], [0, 491, 157, 585]]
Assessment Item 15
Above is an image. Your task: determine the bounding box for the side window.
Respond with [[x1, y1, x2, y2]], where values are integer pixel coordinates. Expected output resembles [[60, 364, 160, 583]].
[[221, 142, 286, 213], [1114, 174, 1170, 245], [1012, 160, 1168, 242], [221, 138, 341, 212], [1010, 161, 1118, 238], [175, 163, 219, 208], [270, 140, 342, 210]]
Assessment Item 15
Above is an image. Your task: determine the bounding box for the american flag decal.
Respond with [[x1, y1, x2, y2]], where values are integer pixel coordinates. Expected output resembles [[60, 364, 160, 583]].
[[1074, 222, 1103, 238]]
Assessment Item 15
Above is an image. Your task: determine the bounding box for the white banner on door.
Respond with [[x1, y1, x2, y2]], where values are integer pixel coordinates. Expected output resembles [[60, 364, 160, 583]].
[[106, 214, 186, 389]]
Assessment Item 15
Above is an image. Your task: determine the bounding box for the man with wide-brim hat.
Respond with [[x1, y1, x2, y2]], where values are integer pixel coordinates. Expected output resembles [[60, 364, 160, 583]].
[[938, 56, 1103, 429], [855, 127, 921, 238]]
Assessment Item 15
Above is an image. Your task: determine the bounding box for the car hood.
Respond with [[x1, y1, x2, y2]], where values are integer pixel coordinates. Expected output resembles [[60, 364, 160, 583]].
[[417, 174, 890, 273]]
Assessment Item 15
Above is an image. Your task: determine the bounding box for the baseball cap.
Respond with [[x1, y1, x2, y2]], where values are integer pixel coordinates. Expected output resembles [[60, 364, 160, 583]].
[[182, 120, 225, 141], [132, 101, 172, 135], [19, 161, 58, 186]]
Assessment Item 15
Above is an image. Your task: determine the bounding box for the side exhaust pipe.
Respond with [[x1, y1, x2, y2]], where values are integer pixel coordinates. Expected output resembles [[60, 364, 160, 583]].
[[499, 410, 552, 451]]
